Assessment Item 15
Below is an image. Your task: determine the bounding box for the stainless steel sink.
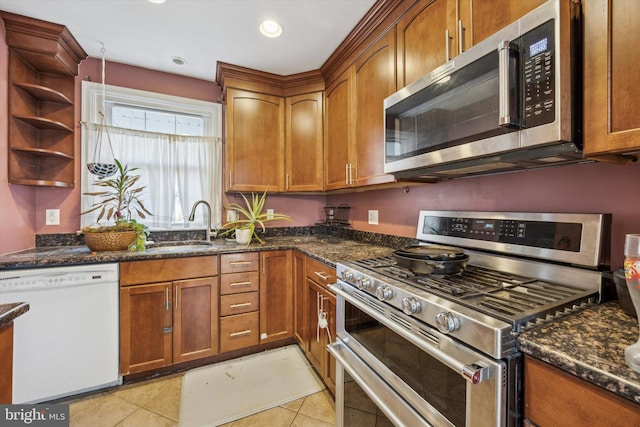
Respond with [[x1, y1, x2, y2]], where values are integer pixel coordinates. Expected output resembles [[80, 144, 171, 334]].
[[144, 240, 214, 252]]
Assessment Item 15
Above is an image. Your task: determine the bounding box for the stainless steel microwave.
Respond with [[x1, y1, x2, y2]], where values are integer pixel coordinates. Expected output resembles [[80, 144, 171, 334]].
[[384, 0, 585, 181]]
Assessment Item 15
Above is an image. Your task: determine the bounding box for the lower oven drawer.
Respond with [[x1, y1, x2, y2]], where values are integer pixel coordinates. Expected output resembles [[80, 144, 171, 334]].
[[328, 339, 430, 427], [220, 312, 259, 353]]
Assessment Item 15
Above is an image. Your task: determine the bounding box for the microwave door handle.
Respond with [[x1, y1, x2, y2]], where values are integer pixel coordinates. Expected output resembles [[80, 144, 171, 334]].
[[498, 41, 519, 127]]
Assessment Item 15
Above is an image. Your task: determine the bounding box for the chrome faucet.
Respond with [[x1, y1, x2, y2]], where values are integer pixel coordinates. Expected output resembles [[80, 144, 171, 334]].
[[188, 200, 213, 241]]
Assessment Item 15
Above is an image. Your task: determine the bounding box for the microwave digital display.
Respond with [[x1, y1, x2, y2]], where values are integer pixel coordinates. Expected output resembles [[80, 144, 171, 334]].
[[530, 37, 548, 56]]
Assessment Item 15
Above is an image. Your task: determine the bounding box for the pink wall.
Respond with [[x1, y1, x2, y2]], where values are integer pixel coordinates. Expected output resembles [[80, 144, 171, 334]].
[[0, 53, 326, 255], [327, 161, 640, 269], [0, 19, 36, 254]]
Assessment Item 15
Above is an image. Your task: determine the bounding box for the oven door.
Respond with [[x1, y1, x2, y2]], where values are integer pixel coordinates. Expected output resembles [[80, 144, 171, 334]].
[[330, 282, 508, 427]]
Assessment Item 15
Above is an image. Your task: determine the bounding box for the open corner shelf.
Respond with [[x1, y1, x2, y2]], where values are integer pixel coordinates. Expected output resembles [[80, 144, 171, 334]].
[[1, 11, 86, 188]]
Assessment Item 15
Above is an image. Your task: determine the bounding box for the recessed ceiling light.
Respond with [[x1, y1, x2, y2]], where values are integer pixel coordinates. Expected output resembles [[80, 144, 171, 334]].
[[148, 0, 166, 4], [171, 56, 187, 65], [259, 20, 283, 38]]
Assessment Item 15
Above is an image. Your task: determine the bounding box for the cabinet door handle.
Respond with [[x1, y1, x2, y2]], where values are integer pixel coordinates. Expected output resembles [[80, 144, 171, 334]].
[[163, 286, 172, 333], [314, 271, 331, 281], [228, 170, 233, 189], [229, 302, 252, 308], [445, 28, 452, 61], [229, 329, 252, 337], [175, 286, 179, 308], [286, 173, 289, 190], [458, 20, 465, 54], [229, 281, 252, 287], [345, 163, 349, 185]]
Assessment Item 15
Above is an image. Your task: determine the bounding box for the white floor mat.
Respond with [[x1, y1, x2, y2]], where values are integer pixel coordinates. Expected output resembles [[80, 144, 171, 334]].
[[179, 345, 325, 426]]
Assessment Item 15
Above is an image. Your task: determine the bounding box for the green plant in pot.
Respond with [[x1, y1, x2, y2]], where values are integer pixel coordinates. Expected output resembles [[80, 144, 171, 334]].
[[219, 190, 291, 245], [81, 159, 152, 252]]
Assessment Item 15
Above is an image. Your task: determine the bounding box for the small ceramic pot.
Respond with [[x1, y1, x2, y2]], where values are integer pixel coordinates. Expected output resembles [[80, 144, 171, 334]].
[[235, 228, 252, 245]]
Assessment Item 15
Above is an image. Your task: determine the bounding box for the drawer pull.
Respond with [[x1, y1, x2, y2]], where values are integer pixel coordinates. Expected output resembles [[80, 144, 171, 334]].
[[314, 271, 331, 281], [229, 281, 252, 287], [229, 329, 252, 337], [229, 302, 252, 308], [230, 261, 252, 265]]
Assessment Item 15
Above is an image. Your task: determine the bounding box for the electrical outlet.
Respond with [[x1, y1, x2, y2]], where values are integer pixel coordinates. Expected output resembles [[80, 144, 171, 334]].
[[368, 210, 379, 225], [46, 209, 60, 226], [267, 209, 274, 220], [226, 209, 239, 222]]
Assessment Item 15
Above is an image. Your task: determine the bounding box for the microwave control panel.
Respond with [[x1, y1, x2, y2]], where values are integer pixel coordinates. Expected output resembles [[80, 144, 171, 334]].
[[522, 20, 555, 128]]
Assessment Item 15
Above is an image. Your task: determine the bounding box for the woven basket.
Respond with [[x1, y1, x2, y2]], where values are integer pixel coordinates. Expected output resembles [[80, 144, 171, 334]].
[[84, 231, 136, 252]]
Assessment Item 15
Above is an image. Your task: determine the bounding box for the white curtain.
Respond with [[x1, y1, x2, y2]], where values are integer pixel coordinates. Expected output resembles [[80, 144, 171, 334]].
[[82, 123, 222, 230]]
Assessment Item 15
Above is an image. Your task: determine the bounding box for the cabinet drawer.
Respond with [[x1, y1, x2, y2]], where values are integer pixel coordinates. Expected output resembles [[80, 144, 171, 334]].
[[220, 291, 259, 316], [305, 257, 336, 287], [220, 252, 259, 274], [220, 271, 260, 295], [220, 312, 259, 353]]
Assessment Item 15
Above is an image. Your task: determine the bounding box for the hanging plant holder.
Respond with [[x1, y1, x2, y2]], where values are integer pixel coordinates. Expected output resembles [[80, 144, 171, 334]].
[[87, 112, 117, 177], [87, 45, 117, 178]]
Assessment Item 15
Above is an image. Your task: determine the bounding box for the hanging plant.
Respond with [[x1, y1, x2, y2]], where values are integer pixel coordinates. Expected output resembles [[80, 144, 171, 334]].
[[80, 159, 152, 252]]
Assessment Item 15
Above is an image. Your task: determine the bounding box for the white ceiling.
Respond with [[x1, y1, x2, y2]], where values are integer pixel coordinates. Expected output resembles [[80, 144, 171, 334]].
[[0, 0, 376, 82]]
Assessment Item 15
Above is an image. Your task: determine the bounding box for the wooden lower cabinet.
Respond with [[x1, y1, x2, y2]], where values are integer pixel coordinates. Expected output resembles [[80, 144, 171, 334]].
[[293, 251, 307, 346], [260, 250, 293, 344], [0, 323, 14, 403], [120, 282, 173, 374], [304, 256, 337, 394], [523, 355, 640, 427], [120, 256, 218, 375], [173, 277, 219, 364]]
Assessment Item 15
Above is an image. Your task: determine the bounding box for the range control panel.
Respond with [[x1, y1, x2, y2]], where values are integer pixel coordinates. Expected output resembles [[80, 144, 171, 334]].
[[421, 214, 582, 252]]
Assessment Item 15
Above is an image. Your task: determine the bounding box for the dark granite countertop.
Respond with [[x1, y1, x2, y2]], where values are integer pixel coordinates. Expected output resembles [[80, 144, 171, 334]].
[[0, 302, 29, 329], [3, 236, 638, 404], [519, 301, 640, 404], [0, 235, 395, 270]]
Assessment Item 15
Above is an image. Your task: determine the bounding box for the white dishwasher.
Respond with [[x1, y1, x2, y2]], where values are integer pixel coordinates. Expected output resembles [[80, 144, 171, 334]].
[[0, 263, 121, 403]]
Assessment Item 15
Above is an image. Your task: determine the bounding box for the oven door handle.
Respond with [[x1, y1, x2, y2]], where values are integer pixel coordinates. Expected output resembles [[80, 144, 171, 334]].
[[331, 284, 491, 385]]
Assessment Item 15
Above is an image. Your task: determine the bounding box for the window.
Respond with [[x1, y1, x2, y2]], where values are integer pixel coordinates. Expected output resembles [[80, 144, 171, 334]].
[[81, 81, 222, 231]]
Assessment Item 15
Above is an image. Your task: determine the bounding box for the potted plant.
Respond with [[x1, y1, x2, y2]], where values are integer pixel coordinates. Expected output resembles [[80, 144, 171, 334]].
[[219, 190, 291, 245], [80, 159, 152, 252]]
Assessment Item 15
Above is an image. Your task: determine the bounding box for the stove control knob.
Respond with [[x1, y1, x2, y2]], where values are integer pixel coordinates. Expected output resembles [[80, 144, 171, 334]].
[[436, 312, 460, 334], [357, 277, 372, 290], [341, 270, 354, 282], [376, 286, 393, 301], [401, 297, 421, 315]]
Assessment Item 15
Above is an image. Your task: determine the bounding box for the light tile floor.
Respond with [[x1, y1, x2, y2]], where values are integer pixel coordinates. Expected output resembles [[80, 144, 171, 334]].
[[66, 370, 335, 427]]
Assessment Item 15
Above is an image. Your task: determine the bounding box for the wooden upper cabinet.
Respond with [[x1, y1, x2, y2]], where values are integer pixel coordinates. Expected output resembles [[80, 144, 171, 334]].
[[324, 69, 354, 190], [285, 92, 324, 191], [396, 0, 545, 88], [583, 0, 640, 161], [225, 88, 285, 192], [397, 0, 452, 88], [1, 11, 87, 188], [460, 0, 546, 50], [353, 30, 397, 187]]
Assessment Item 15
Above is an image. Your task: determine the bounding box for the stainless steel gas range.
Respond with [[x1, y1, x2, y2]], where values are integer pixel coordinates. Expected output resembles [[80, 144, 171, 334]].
[[328, 211, 611, 427]]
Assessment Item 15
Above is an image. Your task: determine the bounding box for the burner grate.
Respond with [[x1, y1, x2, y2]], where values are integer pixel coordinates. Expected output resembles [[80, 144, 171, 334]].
[[349, 256, 598, 325]]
